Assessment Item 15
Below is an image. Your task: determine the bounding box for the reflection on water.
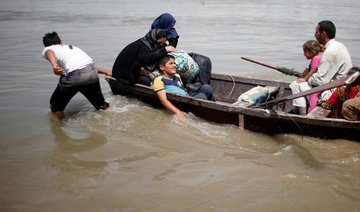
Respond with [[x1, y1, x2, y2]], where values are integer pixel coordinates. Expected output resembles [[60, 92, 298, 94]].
[[48, 116, 108, 198], [1, 0, 360, 210], [50, 116, 107, 153]]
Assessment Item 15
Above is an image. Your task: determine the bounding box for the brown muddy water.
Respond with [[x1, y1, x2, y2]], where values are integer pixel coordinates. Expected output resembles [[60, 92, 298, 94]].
[[1, 0, 359, 211]]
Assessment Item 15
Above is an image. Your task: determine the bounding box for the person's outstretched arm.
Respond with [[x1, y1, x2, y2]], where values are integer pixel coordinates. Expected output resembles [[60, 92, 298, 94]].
[[96, 67, 112, 77], [156, 89, 186, 122]]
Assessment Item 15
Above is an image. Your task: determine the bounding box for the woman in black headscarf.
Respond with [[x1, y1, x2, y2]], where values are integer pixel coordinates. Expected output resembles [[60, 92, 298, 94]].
[[112, 29, 176, 86], [151, 13, 179, 48]]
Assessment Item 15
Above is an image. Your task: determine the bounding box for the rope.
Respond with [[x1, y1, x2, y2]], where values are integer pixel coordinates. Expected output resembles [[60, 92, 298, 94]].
[[219, 72, 236, 99]]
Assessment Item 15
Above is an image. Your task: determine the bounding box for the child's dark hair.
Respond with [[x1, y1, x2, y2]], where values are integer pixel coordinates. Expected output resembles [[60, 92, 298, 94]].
[[159, 55, 175, 67], [43, 31, 61, 47], [348, 66, 360, 85], [348, 66, 360, 76], [303, 40, 321, 54]]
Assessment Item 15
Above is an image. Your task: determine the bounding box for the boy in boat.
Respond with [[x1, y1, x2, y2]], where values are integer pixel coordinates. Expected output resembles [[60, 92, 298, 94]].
[[42, 32, 109, 120], [153, 55, 213, 122]]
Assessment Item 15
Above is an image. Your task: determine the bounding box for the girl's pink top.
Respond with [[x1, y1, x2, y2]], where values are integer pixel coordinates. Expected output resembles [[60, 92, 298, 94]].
[[310, 55, 321, 71]]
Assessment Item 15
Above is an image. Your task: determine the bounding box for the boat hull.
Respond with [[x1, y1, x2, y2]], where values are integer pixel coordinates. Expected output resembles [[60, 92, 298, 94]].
[[106, 74, 360, 142]]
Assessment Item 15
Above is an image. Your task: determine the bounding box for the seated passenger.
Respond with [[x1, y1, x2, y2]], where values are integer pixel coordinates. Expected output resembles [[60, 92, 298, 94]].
[[153, 55, 213, 122], [321, 67, 360, 118], [342, 91, 360, 121], [289, 20, 352, 115], [289, 40, 322, 114], [168, 51, 213, 99], [112, 29, 176, 86]]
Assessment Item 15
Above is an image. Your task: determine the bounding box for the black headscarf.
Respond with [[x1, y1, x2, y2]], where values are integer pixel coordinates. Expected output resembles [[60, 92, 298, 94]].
[[151, 13, 179, 39], [140, 29, 167, 52]]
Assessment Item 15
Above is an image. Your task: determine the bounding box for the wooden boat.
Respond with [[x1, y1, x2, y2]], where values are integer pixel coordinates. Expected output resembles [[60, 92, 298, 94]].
[[105, 73, 360, 142]]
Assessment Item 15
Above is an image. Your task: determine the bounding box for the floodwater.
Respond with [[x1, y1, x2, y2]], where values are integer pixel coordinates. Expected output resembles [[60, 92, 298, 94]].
[[0, 0, 360, 211]]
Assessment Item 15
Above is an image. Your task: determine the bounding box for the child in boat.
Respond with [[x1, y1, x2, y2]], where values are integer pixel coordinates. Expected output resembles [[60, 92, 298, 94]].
[[289, 40, 322, 114], [153, 55, 213, 122]]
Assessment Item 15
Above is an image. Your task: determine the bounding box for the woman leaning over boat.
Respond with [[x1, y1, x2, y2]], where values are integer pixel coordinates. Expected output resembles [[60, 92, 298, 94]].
[[112, 29, 176, 86]]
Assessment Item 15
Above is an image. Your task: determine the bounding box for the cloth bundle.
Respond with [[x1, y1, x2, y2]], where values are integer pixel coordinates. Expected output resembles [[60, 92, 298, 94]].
[[232, 86, 270, 106], [168, 50, 200, 84]]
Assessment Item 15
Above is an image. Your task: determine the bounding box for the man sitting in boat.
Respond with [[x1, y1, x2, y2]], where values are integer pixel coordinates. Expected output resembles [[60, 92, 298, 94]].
[[153, 55, 213, 121], [112, 29, 176, 86], [289, 20, 352, 115], [321, 67, 360, 119], [342, 91, 360, 121]]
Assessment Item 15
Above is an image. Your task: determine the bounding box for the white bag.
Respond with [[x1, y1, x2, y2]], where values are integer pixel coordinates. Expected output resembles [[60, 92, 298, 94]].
[[232, 86, 269, 106]]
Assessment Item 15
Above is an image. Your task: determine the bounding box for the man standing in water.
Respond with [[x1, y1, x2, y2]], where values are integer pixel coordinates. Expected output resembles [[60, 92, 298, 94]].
[[289, 20, 352, 114], [42, 32, 109, 119]]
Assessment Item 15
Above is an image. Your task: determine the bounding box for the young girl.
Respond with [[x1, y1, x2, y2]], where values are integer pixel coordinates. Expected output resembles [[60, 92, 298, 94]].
[[290, 40, 322, 114]]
